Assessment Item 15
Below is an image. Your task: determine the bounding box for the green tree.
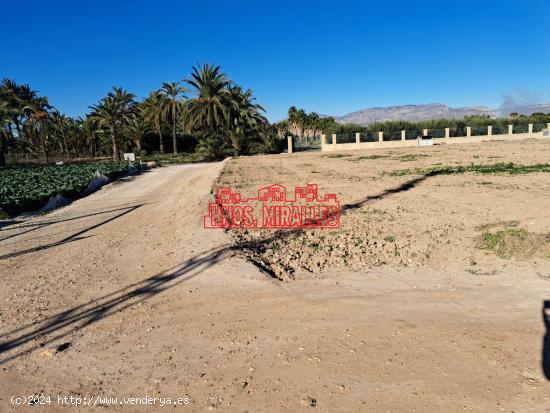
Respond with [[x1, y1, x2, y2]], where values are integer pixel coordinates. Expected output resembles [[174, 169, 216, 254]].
[[78, 116, 101, 157], [50, 111, 71, 158], [160, 81, 187, 154], [0, 100, 11, 166], [126, 112, 149, 152], [22, 96, 52, 162], [183, 64, 231, 133], [227, 85, 268, 155], [89, 87, 136, 160], [141, 92, 167, 154]]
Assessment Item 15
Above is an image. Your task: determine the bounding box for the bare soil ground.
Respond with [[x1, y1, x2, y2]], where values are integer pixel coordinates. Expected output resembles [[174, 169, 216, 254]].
[[1, 139, 550, 412], [220, 140, 550, 278]]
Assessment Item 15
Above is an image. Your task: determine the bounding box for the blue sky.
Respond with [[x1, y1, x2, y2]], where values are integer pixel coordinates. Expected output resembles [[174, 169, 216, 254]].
[[2, 0, 549, 121]]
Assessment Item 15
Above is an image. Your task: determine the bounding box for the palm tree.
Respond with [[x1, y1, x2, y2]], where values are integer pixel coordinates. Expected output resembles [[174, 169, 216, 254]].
[[141, 92, 166, 154], [308, 112, 321, 137], [50, 111, 71, 158], [89, 87, 136, 160], [287, 106, 306, 137], [1, 79, 33, 140], [183, 64, 231, 133], [0, 100, 11, 166], [23, 96, 52, 162], [227, 85, 268, 155], [126, 112, 149, 152], [160, 81, 187, 154], [78, 116, 101, 157]]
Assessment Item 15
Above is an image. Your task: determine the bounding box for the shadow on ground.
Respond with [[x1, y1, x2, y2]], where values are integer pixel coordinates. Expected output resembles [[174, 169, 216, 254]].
[[0, 205, 144, 260], [0, 244, 227, 364]]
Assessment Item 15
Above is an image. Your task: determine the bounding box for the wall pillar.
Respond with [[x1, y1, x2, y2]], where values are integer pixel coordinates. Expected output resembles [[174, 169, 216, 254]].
[[378, 131, 383, 142], [547, 123, 550, 131], [508, 124, 513, 135], [321, 134, 326, 146], [466, 126, 471, 137], [487, 125, 492, 137], [528, 124, 533, 134], [401, 130, 406, 141], [355, 132, 360, 144], [423, 128, 428, 136], [331, 134, 337, 145], [287, 136, 293, 154]]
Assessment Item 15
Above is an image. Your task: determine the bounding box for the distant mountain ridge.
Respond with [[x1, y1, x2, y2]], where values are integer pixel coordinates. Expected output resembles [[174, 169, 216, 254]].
[[335, 103, 496, 125]]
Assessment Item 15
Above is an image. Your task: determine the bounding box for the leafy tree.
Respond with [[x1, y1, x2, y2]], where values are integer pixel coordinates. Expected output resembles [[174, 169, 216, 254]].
[[50, 111, 71, 157], [160, 81, 187, 154], [0, 100, 11, 166], [182, 64, 269, 158], [141, 92, 167, 154], [183, 64, 231, 134], [77, 116, 101, 157], [125, 112, 149, 152], [89, 87, 137, 160], [227, 85, 268, 155], [22, 96, 52, 162]]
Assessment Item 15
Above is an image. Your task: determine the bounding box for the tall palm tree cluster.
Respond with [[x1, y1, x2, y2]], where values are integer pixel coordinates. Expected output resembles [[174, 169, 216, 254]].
[[0, 64, 270, 166], [276, 106, 337, 139]]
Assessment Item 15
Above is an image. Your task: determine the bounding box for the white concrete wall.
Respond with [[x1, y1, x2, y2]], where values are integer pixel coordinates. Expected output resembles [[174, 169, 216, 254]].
[[321, 129, 548, 152]]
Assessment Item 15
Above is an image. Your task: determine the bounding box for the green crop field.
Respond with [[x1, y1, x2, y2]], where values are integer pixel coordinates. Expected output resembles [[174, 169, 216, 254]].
[[0, 161, 138, 215]]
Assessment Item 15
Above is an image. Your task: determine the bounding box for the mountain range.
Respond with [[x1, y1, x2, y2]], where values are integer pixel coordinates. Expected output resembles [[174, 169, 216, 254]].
[[333, 103, 550, 125]]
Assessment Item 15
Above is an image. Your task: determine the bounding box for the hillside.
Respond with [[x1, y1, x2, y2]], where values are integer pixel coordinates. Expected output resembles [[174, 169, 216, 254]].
[[335, 103, 495, 125]]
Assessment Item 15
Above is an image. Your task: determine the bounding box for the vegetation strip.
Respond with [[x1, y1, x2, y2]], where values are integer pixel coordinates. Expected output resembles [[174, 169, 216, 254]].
[[389, 162, 550, 177], [0, 161, 137, 215]]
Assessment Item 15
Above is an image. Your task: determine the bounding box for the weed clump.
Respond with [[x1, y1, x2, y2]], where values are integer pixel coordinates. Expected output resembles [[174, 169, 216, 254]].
[[351, 155, 390, 161], [323, 154, 352, 159], [480, 223, 550, 260]]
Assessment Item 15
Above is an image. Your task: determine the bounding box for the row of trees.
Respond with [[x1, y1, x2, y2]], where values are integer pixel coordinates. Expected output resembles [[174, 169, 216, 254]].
[[0, 64, 276, 166], [281, 106, 336, 138], [275, 107, 550, 138]]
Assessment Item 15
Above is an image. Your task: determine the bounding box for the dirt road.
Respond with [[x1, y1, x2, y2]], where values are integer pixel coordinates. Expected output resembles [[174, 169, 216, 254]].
[[1, 158, 549, 412]]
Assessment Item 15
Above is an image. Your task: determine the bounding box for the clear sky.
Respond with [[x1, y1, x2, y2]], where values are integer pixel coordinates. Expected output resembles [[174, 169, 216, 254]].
[[2, 0, 549, 121]]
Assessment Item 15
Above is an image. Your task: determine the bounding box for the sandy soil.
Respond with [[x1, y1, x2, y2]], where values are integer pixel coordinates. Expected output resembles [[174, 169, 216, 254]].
[[1, 140, 549, 412], [221, 139, 550, 278]]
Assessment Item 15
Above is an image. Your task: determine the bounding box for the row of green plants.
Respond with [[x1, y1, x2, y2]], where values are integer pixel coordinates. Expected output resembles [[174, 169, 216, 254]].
[[388, 162, 550, 177], [0, 64, 285, 167], [0, 161, 137, 215]]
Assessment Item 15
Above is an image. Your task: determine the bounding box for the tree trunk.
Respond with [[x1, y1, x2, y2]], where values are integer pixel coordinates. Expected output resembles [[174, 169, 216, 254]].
[[61, 130, 70, 159], [39, 126, 49, 164], [42, 138, 48, 164], [0, 134, 6, 167], [136, 136, 142, 152], [111, 125, 120, 161], [172, 103, 178, 154], [158, 129, 164, 154], [157, 120, 164, 154]]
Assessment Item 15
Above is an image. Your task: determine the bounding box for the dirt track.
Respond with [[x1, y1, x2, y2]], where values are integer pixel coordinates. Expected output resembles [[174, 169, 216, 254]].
[[1, 147, 550, 412]]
